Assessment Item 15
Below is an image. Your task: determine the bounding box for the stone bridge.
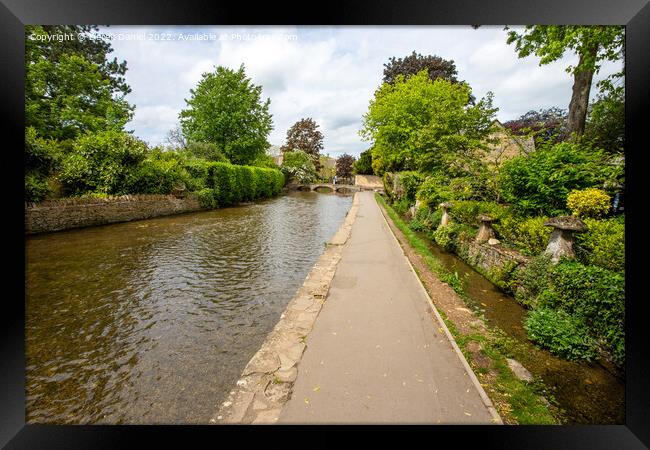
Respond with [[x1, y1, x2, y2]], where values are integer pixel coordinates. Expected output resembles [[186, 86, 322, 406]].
[[293, 184, 362, 194]]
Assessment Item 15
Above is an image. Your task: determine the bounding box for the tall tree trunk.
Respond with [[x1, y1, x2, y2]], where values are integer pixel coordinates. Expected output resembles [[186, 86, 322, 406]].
[[566, 45, 599, 140]]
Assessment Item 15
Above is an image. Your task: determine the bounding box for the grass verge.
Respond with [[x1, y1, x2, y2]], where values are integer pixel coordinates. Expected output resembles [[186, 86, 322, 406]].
[[376, 193, 559, 424]]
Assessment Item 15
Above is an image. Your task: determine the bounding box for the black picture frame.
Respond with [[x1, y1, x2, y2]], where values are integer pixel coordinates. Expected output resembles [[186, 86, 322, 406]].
[[2, 0, 648, 447]]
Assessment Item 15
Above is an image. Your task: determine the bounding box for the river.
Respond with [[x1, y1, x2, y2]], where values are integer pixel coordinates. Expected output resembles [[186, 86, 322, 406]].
[[25, 191, 353, 424]]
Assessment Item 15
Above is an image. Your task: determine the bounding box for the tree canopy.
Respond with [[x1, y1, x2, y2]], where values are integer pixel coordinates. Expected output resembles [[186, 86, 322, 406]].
[[280, 150, 317, 184], [335, 154, 356, 180], [25, 25, 133, 142], [383, 51, 460, 85], [280, 118, 324, 171], [353, 149, 374, 175], [360, 70, 497, 175], [179, 64, 273, 165], [505, 25, 624, 139]]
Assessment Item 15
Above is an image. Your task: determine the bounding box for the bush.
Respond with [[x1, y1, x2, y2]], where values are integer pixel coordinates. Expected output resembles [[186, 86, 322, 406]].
[[25, 127, 63, 202], [494, 216, 551, 256], [197, 188, 216, 209], [498, 142, 612, 216], [25, 172, 51, 203], [60, 130, 148, 196], [127, 150, 191, 194], [566, 188, 611, 218], [397, 171, 425, 202], [546, 261, 625, 366], [281, 150, 317, 184], [448, 200, 510, 227], [392, 197, 412, 216], [524, 308, 598, 361], [576, 217, 624, 272], [200, 162, 283, 208], [184, 141, 229, 163], [514, 253, 554, 307], [433, 223, 462, 251]]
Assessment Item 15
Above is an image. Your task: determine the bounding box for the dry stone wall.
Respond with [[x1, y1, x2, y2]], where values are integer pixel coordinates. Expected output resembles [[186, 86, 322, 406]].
[[25, 194, 202, 234]]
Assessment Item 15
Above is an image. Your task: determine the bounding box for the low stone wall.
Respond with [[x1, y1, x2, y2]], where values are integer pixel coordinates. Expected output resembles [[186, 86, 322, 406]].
[[25, 194, 202, 234], [458, 235, 530, 275]]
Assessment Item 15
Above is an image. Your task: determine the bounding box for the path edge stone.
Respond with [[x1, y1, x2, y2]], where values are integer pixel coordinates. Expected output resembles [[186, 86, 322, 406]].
[[212, 193, 360, 424]]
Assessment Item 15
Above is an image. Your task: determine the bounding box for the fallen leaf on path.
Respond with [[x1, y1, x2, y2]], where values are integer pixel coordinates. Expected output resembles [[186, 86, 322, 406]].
[[464, 412, 472, 416], [304, 398, 310, 404], [313, 386, 320, 392]]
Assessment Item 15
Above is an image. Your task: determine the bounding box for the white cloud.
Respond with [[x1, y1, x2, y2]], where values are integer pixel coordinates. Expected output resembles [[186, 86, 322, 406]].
[[102, 26, 623, 155]]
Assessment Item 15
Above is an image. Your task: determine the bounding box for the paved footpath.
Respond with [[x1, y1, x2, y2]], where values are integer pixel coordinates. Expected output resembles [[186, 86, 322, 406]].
[[279, 191, 499, 424]]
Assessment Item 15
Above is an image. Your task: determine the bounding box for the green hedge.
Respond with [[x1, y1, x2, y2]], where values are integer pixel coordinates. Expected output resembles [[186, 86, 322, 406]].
[[200, 162, 283, 208]]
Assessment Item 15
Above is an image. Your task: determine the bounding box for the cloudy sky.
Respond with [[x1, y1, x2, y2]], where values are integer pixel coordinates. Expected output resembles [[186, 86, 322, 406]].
[[100, 26, 622, 158]]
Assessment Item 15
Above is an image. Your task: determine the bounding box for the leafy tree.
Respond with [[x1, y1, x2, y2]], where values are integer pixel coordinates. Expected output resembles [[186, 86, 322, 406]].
[[502, 107, 568, 144], [383, 51, 460, 85], [25, 25, 133, 141], [25, 127, 63, 201], [505, 25, 624, 139], [353, 149, 374, 175], [280, 150, 317, 184], [335, 154, 356, 181], [280, 118, 324, 171], [584, 80, 624, 154], [164, 125, 187, 150], [179, 64, 273, 165], [183, 141, 229, 163], [360, 70, 497, 174], [382, 51, 475, 103]]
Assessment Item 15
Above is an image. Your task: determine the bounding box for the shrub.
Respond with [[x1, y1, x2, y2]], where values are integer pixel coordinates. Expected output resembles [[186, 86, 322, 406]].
[[524, 308, 598, 361], [184, 141, 229, 163], [494, 216, 551, 256], [197, 188, 216, 209], [448, 200, 510, 227], [127, 150, 191, 194], [281, 150, 317, 184], [567, 188, 611, 218], [514, 253, 554, 307], [433, 223, 462, 251], [576, 217, 624, 272], [183, 158, 213, 191], [546, 261, 625, 366], [397, 171, 425, 202], [498, 141, 612, 216], [25, 172, 51, 203], [25, 127, 63, 202], [392, 197, 412, 216], [60, 130, 148, 196]]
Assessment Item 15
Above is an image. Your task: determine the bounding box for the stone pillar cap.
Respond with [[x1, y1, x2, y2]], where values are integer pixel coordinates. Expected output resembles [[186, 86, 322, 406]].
[[543, 216, 587, 231], [477, 214, 495, 222], [439, 202, 453, 208]]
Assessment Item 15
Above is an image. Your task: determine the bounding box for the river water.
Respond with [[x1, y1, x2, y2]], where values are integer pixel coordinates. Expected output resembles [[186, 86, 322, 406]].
[[25, 191, 353, 424]]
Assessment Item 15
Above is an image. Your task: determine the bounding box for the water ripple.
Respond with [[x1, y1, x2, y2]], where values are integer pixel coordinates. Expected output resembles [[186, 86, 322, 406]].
[[26, 192, 352, 424]]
